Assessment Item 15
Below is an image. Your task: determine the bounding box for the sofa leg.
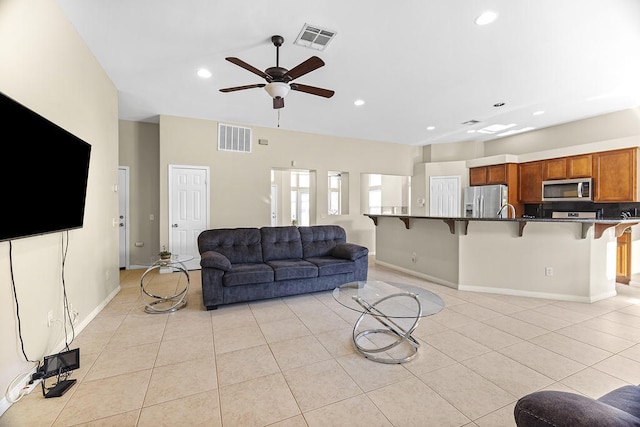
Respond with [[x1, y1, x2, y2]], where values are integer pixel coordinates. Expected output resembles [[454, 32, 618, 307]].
[[206, 305, 219, 310]]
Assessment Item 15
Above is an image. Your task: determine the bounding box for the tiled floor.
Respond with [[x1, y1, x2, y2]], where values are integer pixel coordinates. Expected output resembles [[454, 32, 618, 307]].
[[3, 259, 640, 426]]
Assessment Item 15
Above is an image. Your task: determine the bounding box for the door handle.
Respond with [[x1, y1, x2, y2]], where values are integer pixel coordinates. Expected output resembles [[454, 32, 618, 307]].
[[172, 224, 179, 228], [119, 223, 124, 227]]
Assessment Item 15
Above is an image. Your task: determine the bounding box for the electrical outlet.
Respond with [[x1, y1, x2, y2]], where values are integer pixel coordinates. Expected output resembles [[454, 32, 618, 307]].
[[545, 267, 554, 276], [411, 252, 417, 263], [47, 310, 54, 327]]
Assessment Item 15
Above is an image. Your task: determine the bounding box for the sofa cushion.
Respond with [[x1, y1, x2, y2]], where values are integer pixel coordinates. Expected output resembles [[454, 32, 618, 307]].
[[266, 259, 318, 281], [222, 263, 274, 287], [198, 228, 263, 264], [261, 226, 303, 261], [598, 385, 640, 419], [299, 225, 346, 258], [305, 256, 355, 276], [331, 243, 369, 261]]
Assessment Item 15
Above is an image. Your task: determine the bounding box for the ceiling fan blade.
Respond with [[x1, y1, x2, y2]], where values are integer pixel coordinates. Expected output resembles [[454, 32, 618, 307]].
[[219, 84, 265, 93], [273, 97, 285, 109], [284, 56, 325, 81], [290, 83, 335, 98], [225, 57, 270, 81]]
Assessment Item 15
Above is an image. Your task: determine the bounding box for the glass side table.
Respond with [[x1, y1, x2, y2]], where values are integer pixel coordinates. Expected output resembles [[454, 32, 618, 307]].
[[140, 256, 193, 314]]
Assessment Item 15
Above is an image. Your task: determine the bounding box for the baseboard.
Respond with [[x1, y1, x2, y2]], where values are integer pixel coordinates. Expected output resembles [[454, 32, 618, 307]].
[[373, 260, 458, 289], [0, 285, 121, 417], [458, 283, 617, 303]]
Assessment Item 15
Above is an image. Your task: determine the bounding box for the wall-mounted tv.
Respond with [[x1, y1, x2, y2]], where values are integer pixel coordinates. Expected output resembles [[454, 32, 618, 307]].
[[0, 91, 91, 242]]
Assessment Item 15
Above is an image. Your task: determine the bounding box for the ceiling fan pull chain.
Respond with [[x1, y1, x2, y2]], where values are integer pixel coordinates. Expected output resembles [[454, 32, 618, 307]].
[[277, 109, 281, 127]]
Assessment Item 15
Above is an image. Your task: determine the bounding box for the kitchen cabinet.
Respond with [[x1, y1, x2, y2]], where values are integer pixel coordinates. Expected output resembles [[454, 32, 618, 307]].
[[469, 167, 487, 186], [617, 229, 631, 284], [542, 154, 593, 180], [518, 161, 543, 203], [469, 164, 515, 186], [593, 148, 637, 202]]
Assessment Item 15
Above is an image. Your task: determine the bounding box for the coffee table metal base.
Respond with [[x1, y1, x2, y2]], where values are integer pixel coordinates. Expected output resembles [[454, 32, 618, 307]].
[[351, 291, 422, 364], [140, 260, 189, 314]]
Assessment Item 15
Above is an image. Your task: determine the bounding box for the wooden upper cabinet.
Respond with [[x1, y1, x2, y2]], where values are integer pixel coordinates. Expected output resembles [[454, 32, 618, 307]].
[[567, 154, 592, 178], [487, 164, 508, 184], [593, 148, 637, 202], [542, 158, 567, 180], [518, 161, 543, 203], [469, 167, 488, 186]]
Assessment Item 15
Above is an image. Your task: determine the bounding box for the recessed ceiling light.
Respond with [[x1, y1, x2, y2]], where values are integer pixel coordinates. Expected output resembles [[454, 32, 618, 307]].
[[197, 68, 212, 78], [427, 126, 435, 131], [533, 110, 545, 116], [475, 11, 498, 26], [354, 99, 365, 106]]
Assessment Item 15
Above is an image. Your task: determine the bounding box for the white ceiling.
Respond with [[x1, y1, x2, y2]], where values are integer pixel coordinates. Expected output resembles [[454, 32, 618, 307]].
[[56, 0, 640, 146]]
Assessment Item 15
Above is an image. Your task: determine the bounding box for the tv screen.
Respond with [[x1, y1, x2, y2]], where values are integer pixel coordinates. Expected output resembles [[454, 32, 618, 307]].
[[42, 348, 80, 379], [0, 91, 91, 242]]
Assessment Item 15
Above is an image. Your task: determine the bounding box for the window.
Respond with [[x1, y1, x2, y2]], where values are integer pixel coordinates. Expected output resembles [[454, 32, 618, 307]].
[[290, 170, 310, 226], [328, 171, 346, 215], [368, 174, 382, 214]]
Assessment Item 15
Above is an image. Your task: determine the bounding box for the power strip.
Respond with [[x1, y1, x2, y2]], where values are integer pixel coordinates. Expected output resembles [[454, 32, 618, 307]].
[[21, 378, 42, 395]]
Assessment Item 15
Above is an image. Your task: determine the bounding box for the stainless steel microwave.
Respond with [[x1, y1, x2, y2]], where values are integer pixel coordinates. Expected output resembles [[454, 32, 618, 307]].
[[542, 178, 593, 201]]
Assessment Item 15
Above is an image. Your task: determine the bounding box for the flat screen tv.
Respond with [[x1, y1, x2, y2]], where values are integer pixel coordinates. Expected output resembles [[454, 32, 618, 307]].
[[0, 91, 91, 242]]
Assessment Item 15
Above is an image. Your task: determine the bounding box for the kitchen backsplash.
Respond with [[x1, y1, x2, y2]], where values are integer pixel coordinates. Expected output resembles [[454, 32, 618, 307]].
[[524, 202, 640, 219]]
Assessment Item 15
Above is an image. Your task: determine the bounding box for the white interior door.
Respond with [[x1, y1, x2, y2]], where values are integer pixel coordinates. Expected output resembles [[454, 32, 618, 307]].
[[169, 165, 209, 270], [429, 176, 460, 217], [270, 185, 278, 226], [118, 167, 129, 269]]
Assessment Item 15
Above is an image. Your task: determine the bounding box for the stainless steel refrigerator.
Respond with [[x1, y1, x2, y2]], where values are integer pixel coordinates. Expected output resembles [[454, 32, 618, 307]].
[[463, 184, 509, 218]]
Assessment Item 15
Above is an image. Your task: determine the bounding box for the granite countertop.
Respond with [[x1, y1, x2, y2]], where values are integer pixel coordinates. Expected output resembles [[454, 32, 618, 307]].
[[363, 213, 639, 239]]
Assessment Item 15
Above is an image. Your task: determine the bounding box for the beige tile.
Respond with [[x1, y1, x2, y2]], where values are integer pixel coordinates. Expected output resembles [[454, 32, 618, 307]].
[[532, 304, 594, 324], [268, 415, 309, 427], [84, 342, 159, 381], [155, 332, 214, 367], [219, 373, 299, 426], [162, 315, 213, 340], [299, 311, 352, 334], [473, 403, 517, 427], [421, 330, 492, 362], [314, 327, 357, 357], [53, 369, 151, 426], [420, 363, 515, 420], [210, 303, 256, 332], [510, 310, 571, 331], [336, 353, 413, 392], [269, 335, 332, 370], [259, 317, 312, 343], [73, 410, 140, 426], [138, 389, 221, 427], [303, 394, 393, 427], [454, 321, 523, 350], [431, 308, 476, 328], [216, 344, 280, 386], [144, 356, 217, 406], [461, 351, 554, 397], [599, 310, 640, 328], [283, 359, 361, 411], [593, 354, 640, 384], [482, 315, 547, 340], [401, 340, 457, 376], [498, 341, 586, 381], [580, 317, 640, 341], [368, 377, 470, 426], [105, 322, 166, 350], [249, 298, 297, 323], [560, 366, 631, 398], [530, 332, 612, 365], [213, 324, 266, 354], [555, 324, 635, 353], [412, 317, 451, 338], [449, 302, 502, 321], [619, 343, 640, 362]]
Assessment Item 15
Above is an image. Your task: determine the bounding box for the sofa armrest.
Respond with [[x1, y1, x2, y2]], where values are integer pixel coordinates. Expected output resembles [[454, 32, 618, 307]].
[[331, 243, 369, 261], [200, 251, 232, 271], [514, 390, 640, 427]]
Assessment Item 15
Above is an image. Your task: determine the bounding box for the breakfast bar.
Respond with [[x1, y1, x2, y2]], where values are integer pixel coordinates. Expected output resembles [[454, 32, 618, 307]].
[[367, 214, 639, 303]]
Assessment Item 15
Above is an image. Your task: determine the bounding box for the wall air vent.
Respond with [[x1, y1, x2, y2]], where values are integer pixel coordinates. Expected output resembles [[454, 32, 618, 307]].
[[294, 24, 337, 51], [218, 123, 252, 153]]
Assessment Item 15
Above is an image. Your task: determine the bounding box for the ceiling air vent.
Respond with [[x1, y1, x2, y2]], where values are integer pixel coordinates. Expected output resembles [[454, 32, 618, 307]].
[[294, 24, 337, 51], [218, 123, 252, 153], [462, 120, 481, 125]]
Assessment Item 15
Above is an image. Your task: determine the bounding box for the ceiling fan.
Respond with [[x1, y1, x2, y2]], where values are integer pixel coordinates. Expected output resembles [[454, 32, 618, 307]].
[[219, 35, 335, 109]]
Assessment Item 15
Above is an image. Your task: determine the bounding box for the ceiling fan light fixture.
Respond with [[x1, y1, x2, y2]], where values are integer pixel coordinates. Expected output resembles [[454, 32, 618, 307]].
[[264, 82, 290, 99]]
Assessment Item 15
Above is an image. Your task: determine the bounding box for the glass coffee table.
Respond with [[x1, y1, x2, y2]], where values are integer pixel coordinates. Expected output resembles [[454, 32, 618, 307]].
[[333, 281, 444, 364], [140, 256, 193, 314]]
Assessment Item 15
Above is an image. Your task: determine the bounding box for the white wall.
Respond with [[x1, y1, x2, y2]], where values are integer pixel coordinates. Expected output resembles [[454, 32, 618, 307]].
[[0, 0, 119, 411]]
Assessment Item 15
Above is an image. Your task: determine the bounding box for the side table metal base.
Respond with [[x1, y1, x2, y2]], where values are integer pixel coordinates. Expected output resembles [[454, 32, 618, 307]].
[[351, 292, 422, 364], [140, 260, 189, 314]]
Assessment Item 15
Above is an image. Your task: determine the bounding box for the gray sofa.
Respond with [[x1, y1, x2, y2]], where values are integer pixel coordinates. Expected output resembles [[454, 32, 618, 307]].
[[514, 385, 640, 426], [197, 225, 369, 310]]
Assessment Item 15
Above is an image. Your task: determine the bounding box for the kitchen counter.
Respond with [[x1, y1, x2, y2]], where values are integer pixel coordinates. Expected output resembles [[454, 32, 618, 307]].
[[365, 214, 639, 239], [367, 214, 639, 303]]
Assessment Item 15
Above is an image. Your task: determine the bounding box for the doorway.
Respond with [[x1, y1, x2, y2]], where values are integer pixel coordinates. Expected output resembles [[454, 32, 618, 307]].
[[168, 165, 209, 270], [429, 176, 461, 217], [118, 166, 130, 269]]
